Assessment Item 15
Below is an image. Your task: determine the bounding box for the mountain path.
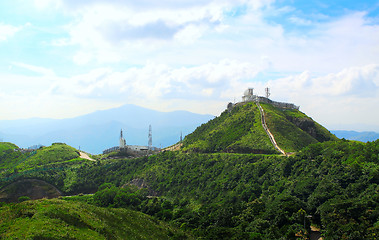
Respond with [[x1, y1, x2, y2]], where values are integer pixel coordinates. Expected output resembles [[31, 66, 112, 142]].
[[256, 102, 286, 155], [163, 143, 182, 152], [79, 152, 95, 161]]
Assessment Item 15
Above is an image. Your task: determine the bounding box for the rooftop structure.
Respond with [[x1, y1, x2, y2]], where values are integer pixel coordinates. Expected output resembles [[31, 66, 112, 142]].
[[229, 88, 300, 110], [103, 127, 160, 155]]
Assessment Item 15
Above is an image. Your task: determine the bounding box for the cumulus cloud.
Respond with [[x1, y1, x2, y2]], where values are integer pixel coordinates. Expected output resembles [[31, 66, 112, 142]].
[[2, 59, 379, 130], [268, 64, 379, 98], [51, 59, 259, 101], [45, 0, 378, 76], [51, 0, 273, 64], [266, 65, 379, 130]]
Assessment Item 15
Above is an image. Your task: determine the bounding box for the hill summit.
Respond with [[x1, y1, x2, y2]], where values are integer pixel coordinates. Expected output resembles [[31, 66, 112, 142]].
[[182, 95, 337, 154]]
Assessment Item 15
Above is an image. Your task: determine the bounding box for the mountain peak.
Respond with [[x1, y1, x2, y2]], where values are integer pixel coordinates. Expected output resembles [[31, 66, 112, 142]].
[[182, 102, 337, 154]]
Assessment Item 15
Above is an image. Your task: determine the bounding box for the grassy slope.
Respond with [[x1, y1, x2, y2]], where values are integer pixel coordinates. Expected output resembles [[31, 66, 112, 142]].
[[0, 143, 25, 172], [261, 103, 337, 152], [17, 143, 82, 170], [279, 106, 338, 143], [0, 143, 82, 173], [0, 198, 186, 239], [182, 103, 276, 153], [0, 142, 18, 152], [0, 143, 86, 190], [182, 102, 337, 154]]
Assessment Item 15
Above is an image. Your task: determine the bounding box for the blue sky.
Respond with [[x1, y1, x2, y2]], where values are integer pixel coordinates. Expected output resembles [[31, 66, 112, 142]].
[[0, 0, 378, 131]]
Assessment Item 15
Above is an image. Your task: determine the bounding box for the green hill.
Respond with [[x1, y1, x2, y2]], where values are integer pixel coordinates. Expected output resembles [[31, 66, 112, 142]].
[[0, 142, 91, 192], [182, 102, 337, 153], [0, 198, 188, 239], [261, 103, 338, 152]]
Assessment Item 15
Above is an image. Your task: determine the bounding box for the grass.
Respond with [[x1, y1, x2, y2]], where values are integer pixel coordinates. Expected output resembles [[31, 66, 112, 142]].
[[0, 198, 190, 239], [0, 143, 83, 177], [182, 103, 276, 153], [261, 103, 318, 152]]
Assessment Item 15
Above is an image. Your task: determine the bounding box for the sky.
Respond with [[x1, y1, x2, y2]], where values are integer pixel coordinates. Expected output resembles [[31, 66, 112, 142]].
[[0, 0, 378, 131]]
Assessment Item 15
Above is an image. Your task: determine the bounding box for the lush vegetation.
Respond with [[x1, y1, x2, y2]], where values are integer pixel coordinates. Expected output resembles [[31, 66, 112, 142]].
[[182, 103, 276, 154], [0, 143, 87, 190], [2, 139, 376, 239], [261, 103, 337, 152], [0, 103, 377, 239], [82, 140, 378, 239], [0, 198, 188, 239]]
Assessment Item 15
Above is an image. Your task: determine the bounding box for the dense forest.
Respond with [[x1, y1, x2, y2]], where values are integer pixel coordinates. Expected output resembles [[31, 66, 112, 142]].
[[1, 139, 378, 239]]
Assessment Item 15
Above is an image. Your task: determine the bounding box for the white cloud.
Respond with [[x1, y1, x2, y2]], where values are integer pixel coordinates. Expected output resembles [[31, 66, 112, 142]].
[[33, 0, 61, 10], [51, 59, 258, 101], [1, 59, 379, 131], [288, 16, 312, 26], [52, 0, 273, 64], [266, 65, 379, 130], [53, 2, 377, 76], [174, 24, 208, 45], [12, 62, 56, 77], [0, 23, 20, 41]]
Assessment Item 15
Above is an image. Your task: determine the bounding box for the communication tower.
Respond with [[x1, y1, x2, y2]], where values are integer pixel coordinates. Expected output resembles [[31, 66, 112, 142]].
[[265, 87, 271, 99], [120, 129, 126, 148], [180, 131, 183, 142], [148, 125, 152, 150]]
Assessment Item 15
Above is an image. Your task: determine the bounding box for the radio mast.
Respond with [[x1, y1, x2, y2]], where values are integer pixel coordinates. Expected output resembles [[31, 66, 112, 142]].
[[148, 125, 152, 150], [265, 87, 271, 99]]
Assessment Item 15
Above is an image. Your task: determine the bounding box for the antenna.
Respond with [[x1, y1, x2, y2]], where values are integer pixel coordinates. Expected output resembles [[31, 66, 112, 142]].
[[120, 129, 126, 148], [148, 125, 152, 150], [265, 87, 271, 98]]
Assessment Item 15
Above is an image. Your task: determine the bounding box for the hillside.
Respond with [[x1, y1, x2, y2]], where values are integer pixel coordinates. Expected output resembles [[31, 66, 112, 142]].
[[0, 142, 89, 191], [75, 140, 379, 239], [0, 198, 188, 239], [182, 102, 337, 153], [0, 140, 377, 239], [261, 103, 338, 152], [5, 140, 373, 239], [182, 103, 275, 153]]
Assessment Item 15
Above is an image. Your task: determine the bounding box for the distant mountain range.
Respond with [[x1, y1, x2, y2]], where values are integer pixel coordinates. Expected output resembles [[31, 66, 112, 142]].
[[1, 104, 377, 154], [331, 130, 379, 142], [0, 104, 214, 154]]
